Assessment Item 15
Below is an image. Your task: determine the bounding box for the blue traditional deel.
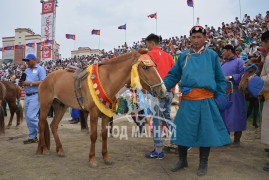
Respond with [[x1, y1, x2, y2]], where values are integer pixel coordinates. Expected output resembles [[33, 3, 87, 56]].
[[214, 94, 232, 111], [248, 76, 265, 97]]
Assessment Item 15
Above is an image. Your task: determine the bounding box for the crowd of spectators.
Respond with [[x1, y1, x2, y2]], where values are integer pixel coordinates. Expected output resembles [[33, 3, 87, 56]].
[[1, 11, 269, 83]]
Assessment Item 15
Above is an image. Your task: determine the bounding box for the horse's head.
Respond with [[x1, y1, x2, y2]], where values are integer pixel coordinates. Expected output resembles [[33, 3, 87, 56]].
[[131, 49, 167, 98], [239, 56, 263, 92]]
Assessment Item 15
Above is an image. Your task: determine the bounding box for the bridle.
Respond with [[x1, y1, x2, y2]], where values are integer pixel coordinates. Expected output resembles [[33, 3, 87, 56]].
[[243, 56, 263, 76], [131, 54, 164, 98], [138, 64, 164, 94], [243, 63, 259, 75]]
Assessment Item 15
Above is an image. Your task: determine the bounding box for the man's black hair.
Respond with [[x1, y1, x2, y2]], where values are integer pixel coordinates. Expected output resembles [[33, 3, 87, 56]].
[[145, 33, 162, 44], [261, 31, 269, 42], [223, 44, 235, 53]]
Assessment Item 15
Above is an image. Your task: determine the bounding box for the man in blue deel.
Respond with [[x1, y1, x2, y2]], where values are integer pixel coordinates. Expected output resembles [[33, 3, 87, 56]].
[[163, 25, 231, 176], [20, 54, 46, 144]]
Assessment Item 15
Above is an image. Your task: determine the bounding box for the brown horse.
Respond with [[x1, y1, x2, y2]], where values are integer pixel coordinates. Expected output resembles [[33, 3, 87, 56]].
[[0, 81, 23, 128], [37, 49, 166, 167], [239, 56, 264, 128], [239, 56, 263, 92], [0, 82, 7, 134]]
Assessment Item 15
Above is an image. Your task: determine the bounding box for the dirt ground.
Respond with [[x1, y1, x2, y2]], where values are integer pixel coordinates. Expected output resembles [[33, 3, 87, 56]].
[[0, 107, 269, 180]]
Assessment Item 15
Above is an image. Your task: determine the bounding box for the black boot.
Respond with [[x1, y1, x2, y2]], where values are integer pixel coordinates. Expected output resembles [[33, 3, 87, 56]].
[[197, 147, 210, 176], [233, 131, 242, 145], [171, 146, 188, 172], [263, 162, 269, 172]]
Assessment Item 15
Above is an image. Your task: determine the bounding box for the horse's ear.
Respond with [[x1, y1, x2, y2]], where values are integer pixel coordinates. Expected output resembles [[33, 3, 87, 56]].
[[130, 48, 138, 58], [138, 48, 148, 54], [131, 48, 136, 54]]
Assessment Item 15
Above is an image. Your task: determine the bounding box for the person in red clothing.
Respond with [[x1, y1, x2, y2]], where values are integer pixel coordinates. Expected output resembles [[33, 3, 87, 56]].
[[144, 33, 175, 159]]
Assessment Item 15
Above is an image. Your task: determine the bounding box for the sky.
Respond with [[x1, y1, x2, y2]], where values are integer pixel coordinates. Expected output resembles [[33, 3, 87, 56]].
[[0, 0, 268, 59]]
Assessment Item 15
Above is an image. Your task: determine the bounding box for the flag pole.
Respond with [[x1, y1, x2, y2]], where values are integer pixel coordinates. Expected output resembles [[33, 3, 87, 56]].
[[156, 16, 158, 34], [98, 35, 100, 50], [125, 26, 126, 44], [239, 0, 242, 22], [193, 7, 194, 26]]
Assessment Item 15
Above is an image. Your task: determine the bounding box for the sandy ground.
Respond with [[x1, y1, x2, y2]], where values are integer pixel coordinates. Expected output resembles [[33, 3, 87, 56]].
[[0, 107, 269, 180]]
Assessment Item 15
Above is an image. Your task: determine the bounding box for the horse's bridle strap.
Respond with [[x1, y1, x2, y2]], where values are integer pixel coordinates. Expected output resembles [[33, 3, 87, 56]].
[[244, 64, 259, 75]]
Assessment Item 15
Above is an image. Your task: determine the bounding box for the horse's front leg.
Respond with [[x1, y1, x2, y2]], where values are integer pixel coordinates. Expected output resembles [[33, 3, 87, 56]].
[[89, 109, 98, 167], [102, 116, 113, 165]]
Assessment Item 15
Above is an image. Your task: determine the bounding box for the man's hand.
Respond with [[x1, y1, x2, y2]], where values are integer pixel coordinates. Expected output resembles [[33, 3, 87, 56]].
[[19, 81, 30, 86], [225, 76, 231, 81], [248, 74, 256, 81]]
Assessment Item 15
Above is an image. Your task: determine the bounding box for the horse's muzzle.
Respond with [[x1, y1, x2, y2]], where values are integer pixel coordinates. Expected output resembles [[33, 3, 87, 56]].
[[158, 84, 167, 99]]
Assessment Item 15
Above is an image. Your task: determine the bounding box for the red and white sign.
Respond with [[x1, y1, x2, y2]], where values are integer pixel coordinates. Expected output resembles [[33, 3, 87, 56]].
[[41, 1, 56, 61], [42, 1, 55, 14], [41, 13, 54, 40], [42, 45, 52, 59]]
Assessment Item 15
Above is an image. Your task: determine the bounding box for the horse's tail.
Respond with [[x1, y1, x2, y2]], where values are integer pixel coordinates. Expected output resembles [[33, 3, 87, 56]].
[[44, 119, 50, 149], [0, 105, 5, 134]]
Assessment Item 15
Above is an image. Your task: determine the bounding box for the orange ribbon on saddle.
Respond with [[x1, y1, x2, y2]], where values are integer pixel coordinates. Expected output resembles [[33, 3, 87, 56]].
[[182, 88, 214, 100]]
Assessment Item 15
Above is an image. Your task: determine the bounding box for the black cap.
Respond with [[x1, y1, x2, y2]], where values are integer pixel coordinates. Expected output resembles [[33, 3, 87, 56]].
[[261, 31, 269, 42], [190, 26, 206, 36], [223, 44, 235, 53]]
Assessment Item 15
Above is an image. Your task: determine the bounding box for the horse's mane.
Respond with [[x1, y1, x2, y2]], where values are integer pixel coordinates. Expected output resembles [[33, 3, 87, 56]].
[[99, 48, 148, 66]]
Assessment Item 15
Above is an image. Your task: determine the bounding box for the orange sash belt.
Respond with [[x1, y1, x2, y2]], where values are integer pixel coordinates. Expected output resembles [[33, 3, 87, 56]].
[[182, 88, 214, 100], [264, 92, 269, 100], [226, 88, 238, 93]]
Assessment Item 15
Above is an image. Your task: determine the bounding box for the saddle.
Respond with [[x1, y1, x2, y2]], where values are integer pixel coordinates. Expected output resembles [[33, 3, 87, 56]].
[[66, 65, 89, 110]]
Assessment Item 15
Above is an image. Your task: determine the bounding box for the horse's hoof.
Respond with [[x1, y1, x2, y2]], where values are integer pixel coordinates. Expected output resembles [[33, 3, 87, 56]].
[[36, 150, 42, 155], [104, 160, 113, 165], [89, 162, 97, 168], [43, 150, 50, 155], [57, 152, 65, 157], [6, 125, 11, 129]]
